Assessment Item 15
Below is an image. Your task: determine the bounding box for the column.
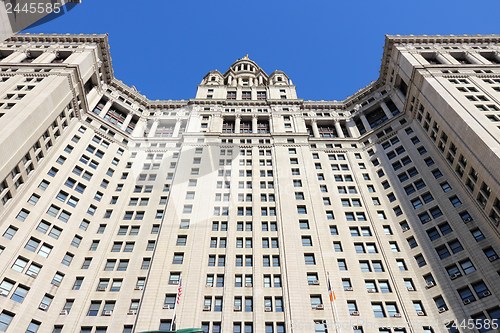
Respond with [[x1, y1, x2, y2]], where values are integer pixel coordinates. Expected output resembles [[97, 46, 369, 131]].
[[147, 120, 159, 138], [493, 52, 500, 63], [132, 118, 147, 137], [346, 119, 360, 137], [334, 121, 345, 138], [235, 115, 241, 134], [435, 53, 451, 65], [268, 115, 274, 134], [41, 52, 57, 64], [173, 119, 182, 137], [121, 113, 133, 132], [99, 100, 113, 117], [311, 120, 320, 138], [380, 101, 393, 120], [464, 52, 482, 64], [360, 115, 371, 132], [8, 52, 27, 63], [252, 115, 258, 134]]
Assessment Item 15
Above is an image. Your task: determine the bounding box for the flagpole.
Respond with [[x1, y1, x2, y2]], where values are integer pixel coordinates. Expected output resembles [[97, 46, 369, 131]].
[[172, 274, 183, 331], [327, 272, 341, 333]]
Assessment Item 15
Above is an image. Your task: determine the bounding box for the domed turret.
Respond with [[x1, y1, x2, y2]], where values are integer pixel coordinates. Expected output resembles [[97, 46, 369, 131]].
[[224, 55, 269, 87]]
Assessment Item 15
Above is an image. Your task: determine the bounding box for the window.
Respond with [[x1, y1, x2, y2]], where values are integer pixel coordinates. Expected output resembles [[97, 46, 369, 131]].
[[87, 301, 101, 316], [72, 277, 83, 290], [470, 228, 485, 241], [3, 226, 17, 240], [39, 294, 53, 311], [458, 286, 476, 303], [338, 259, 347, 271], [81, 258, 92, 269], [173, 253, 184, 264], [372, 303, 385, 318], [61, 252, 73, 266], [304, 254, 316, 265], [0, 311, 14, 332], [11, 285, 29, 303]]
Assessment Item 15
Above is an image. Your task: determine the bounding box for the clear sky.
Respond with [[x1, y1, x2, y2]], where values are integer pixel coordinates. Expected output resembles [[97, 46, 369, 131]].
[[23, 0, 500, 101]]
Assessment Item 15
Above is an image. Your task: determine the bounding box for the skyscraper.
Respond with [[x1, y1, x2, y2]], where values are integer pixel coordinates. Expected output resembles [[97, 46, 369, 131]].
[[0, 34, 499, 333]]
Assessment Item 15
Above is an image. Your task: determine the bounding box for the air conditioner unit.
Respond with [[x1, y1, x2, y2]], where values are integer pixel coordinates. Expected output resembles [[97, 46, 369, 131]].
[[103, 310, 113, 316], [482, 291, 491, 297], [488, 255, 498, 262], [450, 273, 461, 280], [163, 304, 173, 309], [407, 286, 415, 291], [203, 305, 211, 311], [205, 283, 213, 287], [438, 307, 447, 313], [234, 306, 242, 312], [38, 303, 48, 311], [26, 272, 38, 278], [393, 313, 401, 318], [60, 310, 69, 315], [134, 286, 144, 290], [310, 280, 320, 285], [350, 311, 359, 316], [344, 287, 353, 291], [127, 310, 137, 315], [169, 280, 179, 285], [97, 286, 106, 291], [315, 304, 324, 310], [402, 227, 410, 232], [245, 283, 253, 288], [463, 299, 471, 305], [464, 217, 472, 223], [425, 281, 435, 289], [0, 290, 7, 297], [417, 311, 425, 316], [264, 306, 272, 312], [367, 288, 377, 293]]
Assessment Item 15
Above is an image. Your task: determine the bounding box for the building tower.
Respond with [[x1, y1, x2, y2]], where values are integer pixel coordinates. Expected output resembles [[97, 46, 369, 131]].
[[0, 34, 499, 333]]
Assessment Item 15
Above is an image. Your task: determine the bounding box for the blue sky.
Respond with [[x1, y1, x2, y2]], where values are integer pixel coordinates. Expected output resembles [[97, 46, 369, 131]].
[[24, 0, 500, 101]]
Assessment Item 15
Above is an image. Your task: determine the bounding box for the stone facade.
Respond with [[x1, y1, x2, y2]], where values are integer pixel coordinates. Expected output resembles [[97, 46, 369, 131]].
[[0, 34, 499, 333]]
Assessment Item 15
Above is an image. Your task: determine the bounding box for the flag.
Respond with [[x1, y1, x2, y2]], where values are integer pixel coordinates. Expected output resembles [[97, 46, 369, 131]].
[[327, 275, 336, 302], [176, 275, 183, 305]]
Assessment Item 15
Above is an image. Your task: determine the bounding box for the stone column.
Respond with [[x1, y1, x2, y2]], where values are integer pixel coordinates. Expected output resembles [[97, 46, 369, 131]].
[[235, 115, 241, 134], [99, 100, 113, 117], [380, 101, 393, 120], [252, 115, 258, 134], [360, 115, 371, 132], [132, 118, 147, 137], [346, 119, 360, 137], [42, 52, 57, 64], [173, 119, 182, 137], [464, 52, 482, 64], [268, 115, 274, 134], [334, 121, 345, 138], [8, 52, 27, 63], [148, 120, 159, 138], [435, 53, 451, 65], [493, 52, 500, 64], [311, 120, 320, 138], [121, 113, 133, 132]]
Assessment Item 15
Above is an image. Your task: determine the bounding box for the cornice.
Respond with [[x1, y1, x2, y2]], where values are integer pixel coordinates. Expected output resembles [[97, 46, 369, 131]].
[[6, 33, 500, 115]]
